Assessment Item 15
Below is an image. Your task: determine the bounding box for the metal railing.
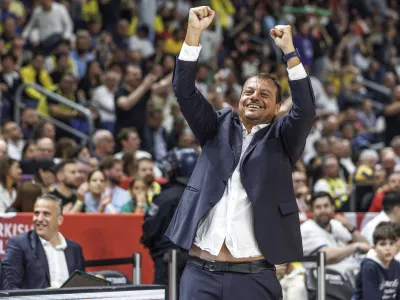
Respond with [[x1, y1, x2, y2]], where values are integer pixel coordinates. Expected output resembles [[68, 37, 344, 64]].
[[14, 83, 95, 148], [167, 249, 327, 300], [85, 252, 142, 285]]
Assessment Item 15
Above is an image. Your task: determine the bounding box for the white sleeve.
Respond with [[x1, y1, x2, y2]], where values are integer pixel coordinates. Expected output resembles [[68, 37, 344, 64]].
[[301, 221, 329, 256], [287, 63, 307, 80], [331, 219, 352, 244], [313, 179, 330, 193], [178, 42, 203, 61]]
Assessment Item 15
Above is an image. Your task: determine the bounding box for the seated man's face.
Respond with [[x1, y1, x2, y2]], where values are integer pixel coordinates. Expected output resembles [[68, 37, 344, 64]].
[[312, 196, 334, 228], [33, 199, 62, 241]]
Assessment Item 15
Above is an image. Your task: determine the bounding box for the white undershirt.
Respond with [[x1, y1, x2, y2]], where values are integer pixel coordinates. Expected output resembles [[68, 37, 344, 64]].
[[39, 233, 69, 288], [178, 42, 307, 258]]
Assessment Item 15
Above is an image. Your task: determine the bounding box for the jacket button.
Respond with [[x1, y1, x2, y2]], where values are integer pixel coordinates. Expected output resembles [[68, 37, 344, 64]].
[[209, 201, 214, 207], [222, 180, 227, 185]]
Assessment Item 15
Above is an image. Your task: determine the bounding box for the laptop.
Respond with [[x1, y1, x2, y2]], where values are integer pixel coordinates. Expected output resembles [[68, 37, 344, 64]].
[[61, 270, 112, 288]]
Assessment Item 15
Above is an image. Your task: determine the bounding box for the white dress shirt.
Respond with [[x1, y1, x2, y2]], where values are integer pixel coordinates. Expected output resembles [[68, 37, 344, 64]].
[[361, 211, 390, 245], [7, 139, 24, 161], [39, 233, 70, 288], [0, 184, 16, 213], [179, 43, 307, 258], [22, 2, 73, 43], [91, 85, 116, 123]]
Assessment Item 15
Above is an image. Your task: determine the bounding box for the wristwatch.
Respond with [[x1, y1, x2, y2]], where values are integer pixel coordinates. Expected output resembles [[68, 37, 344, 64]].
[[283, 48, 301, 62]]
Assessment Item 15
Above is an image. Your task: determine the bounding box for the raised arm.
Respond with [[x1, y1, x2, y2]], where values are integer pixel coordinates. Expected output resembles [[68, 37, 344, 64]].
[[173, 7, 219, 146], [270, 26, 316, 164]]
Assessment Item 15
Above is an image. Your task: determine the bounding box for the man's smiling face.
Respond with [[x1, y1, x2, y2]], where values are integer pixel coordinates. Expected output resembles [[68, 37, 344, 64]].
[[239, 76, 281, 129]]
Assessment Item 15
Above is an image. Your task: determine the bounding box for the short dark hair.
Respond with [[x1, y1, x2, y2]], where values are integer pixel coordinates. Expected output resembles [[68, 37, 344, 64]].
[[35, 193, 63, 216], [310, 191, 334, 208], [383, 191, 400, 214], [99, 156, 121, 171], [244, 73, 282, 104], [55, 159, 76, 173], [373, 222, 397, 245], [117, 127, 138, 143]]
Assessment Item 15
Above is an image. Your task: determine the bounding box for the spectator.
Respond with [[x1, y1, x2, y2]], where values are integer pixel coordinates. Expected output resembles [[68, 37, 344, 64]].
[[353, 222, 400, 300], [48, 160, 79, 210], [32, 120, 56, 141], [69, 30, 95, 80], [3, 193, 85, 289], [21, 140, 37, 160], [384, 85, 400, 146], [0, 53, 21, 123], [0, 140, 8, 158], [19, 52, 54, 110], [292, 170, 309, 213], [36, 137, 55, 160], [83, 170, 111, 213], [91, 129, 114, 161], [91, 69, 120, 132], [121, 178, 150, 213], [114, 64, 157, 139], [98, 157, 131, 213], [0, 157, 21, 212], [114, 127, 151, 160], [50, 53, 72, 84], [136, 157, 161, 203], [77, 60, 102, 101], [129, 25, 155, 59], [369, 172, 400, 212], [55, 138, 76, 161], [20, 107, 39, 140], [142, 108, 169, 162], [6, 181, 43, 212], [22, 0, 73, 55], [301, 192, 370, 276], [313, 154, 350, 211], [3, 121, 24, 160], [362, 191, 400, 245]]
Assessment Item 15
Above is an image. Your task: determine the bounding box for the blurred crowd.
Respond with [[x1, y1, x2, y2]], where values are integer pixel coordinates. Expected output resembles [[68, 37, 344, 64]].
[[0, 0, 400, 298]]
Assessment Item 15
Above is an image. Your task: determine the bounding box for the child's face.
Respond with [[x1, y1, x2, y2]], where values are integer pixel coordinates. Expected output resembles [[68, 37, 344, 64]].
[[131, 180, 148, 197], [374, 239, 398, 265]]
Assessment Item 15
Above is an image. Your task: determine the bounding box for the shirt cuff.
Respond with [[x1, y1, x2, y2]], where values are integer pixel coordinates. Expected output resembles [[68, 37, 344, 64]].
[[287, 63, 307, 81], [178, 42, 202, 61]]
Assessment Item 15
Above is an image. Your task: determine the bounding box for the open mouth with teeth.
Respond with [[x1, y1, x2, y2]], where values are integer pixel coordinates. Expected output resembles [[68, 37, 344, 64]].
[[246, 104, 264, 110]]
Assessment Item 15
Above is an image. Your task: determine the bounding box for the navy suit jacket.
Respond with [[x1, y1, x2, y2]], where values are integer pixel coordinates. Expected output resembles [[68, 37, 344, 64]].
[[165, 58, 316, 264], [2, 230, 85, 290]]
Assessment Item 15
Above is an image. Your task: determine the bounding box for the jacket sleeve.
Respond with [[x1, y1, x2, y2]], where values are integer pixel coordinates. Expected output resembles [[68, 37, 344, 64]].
[[280, 77, 316, 164], [360, 262, 383, 300], [2, 238, 24, 289], [20, 67, 43, 101], [76, 244, 86, 271], [172, 58, 218, 146]]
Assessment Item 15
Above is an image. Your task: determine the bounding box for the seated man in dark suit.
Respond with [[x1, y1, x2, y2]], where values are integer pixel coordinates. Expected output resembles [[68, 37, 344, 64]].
[[2, 193, 85, 289]]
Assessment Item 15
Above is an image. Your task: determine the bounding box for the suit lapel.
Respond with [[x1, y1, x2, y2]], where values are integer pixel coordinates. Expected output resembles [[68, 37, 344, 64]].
[[63, 242, 75, 275], [231, 116, 243, 167], [30, 231, 50, 285], [241, 125, 271, 165]]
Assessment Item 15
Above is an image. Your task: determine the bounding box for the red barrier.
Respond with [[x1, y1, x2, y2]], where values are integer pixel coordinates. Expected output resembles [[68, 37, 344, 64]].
[[0, 213, 154, 284], [0, 212, 380, 285]]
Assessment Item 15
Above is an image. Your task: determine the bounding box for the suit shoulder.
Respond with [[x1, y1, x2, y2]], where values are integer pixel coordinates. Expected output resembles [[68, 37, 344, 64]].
[[66, 239, 82, 249], [8, 231, 31, 244], [216, 107, 233, 120]]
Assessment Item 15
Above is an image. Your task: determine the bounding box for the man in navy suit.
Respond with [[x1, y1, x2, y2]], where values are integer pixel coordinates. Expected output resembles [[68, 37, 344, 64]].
[[165, 6, 316, 300], [2, 193, 85, 290]]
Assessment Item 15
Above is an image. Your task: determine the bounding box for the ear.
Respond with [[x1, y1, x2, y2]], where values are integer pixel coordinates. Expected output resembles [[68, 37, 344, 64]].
[[58, 215, 64, 226], [275, 102, 282, 115]]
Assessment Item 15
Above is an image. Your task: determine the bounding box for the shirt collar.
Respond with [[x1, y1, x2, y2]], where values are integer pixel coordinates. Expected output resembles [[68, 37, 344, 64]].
[[39, 233, 67, 250], [241, 123, 269, 136]]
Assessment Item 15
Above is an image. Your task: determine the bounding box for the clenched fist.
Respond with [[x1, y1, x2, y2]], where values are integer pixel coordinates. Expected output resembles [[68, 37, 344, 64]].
[[270, 25, 295, 54], [188, 6, 216, 32]]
